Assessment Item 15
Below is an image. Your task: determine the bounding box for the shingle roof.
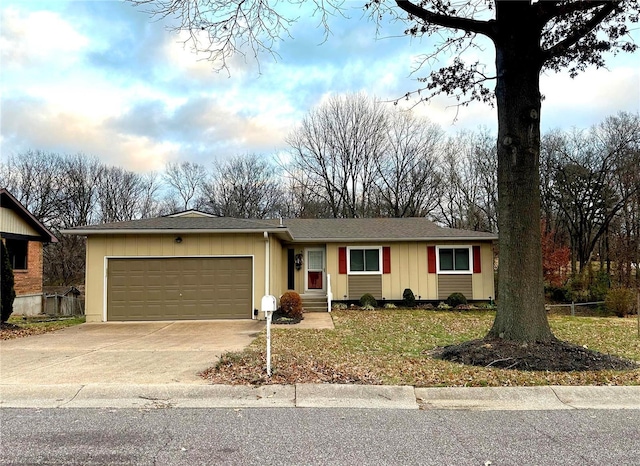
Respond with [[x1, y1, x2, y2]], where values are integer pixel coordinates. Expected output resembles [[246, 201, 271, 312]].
[[63, 216, 497, 242], [66, 216, 279, 232], [283, 218, 496, 241]]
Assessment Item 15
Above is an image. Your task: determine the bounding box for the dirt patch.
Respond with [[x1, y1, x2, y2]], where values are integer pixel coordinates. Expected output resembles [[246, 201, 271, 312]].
[[431, 338, 640, 372]]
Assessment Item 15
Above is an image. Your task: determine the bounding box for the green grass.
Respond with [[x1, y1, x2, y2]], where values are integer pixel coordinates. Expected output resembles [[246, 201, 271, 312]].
[[206, 310, 640, 387]]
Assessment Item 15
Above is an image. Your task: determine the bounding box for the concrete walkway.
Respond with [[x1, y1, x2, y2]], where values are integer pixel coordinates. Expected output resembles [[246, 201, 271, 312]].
[[2, 383, 639, 410]]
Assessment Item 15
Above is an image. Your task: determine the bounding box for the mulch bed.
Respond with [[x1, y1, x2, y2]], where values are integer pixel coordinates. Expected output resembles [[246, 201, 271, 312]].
[[270, 311, 303, 325], [431, 338, 640, 372]]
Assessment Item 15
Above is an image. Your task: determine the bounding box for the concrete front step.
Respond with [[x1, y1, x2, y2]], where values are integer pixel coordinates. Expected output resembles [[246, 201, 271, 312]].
[[302, 296, 328, 313]]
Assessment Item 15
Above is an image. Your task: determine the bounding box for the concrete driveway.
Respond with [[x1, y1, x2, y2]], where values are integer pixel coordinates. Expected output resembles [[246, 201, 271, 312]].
[[0, 320, 263, 385]]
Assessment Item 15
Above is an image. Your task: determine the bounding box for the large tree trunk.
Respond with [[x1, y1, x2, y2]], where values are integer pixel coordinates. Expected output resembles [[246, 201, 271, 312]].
[[487, 3, 554, 342]]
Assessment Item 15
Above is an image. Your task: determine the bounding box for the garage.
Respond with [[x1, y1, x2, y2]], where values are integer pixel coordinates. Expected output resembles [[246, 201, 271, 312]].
[[106, 257, 253, 321]]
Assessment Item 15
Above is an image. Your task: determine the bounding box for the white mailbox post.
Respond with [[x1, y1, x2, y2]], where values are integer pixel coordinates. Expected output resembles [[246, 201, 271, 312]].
[[261, 295, 277, 376]]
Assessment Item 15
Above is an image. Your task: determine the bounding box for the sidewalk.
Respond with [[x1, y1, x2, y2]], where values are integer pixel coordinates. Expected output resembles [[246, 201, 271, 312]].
[[2, 383, 639, 410]]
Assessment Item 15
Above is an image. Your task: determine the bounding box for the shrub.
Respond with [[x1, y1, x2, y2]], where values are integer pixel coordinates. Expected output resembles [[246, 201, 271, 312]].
[[402, 288, 416, 308], [446, 292, 467, 308], [360, 293, 377, 308], [1, 241, 16, 323], [605, 287, 636, 318], [361, 304, 375, 311], [383, 303, 397, 309], [332, 302, 348, 311], [437, 302, 452, 310], [279, 291, 303, 319]]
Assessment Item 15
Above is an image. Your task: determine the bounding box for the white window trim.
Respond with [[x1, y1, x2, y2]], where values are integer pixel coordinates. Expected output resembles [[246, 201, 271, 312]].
[[436, 245, 473, 275], [347, 246, 383, 275]]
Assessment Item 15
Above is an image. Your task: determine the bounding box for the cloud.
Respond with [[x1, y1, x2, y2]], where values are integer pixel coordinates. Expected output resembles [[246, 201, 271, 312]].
[[0, 5, 89, 70], [0, 95, 175, 172]]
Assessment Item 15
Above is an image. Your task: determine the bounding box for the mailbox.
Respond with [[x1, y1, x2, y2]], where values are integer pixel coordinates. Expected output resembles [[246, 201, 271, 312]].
[[261, 295, 277, 315]]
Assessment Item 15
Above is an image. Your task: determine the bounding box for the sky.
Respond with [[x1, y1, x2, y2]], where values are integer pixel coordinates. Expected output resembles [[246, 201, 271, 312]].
[[1, 0, 639, 173]]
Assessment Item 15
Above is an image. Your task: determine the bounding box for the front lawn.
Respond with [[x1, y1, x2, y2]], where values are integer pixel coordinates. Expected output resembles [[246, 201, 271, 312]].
[[201, 310, 640, 386], [0, 315, 86, 340]]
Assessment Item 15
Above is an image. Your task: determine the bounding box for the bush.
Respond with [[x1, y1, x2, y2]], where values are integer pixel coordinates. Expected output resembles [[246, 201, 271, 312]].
[[437, 302, 452, 310], [605, 287, 636, 318], [383, 303, 397, 309], [332, 302, 348, 311], [361, 304, 375, 311], [402, 288, 416, 308], [359, 293, 377, 308], [279, 291, 303, 319], [1, 241, 16, 323], [446, 292, 467, 308]]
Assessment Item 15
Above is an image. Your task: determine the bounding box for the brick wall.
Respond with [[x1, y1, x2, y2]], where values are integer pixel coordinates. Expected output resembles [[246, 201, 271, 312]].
[[13, 241, 43, 296]]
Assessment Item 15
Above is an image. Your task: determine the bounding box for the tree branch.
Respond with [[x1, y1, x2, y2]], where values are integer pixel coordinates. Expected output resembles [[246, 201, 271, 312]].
[[394, 0, 495, 39], [542, 1, 620, 61]]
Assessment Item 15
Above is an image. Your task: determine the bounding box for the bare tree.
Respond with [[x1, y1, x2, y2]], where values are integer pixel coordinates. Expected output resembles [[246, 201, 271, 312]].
[[96, 167, 161, 223], [545, 115, 640, 273], [111, 0, 640, 341], [163, 161, 207, 211], [200, 154, 284, 218], [285, 93, 388, 218], [436, 129, 497, 232], [373, 111, 444, 218], [0, 151, 64, 227]]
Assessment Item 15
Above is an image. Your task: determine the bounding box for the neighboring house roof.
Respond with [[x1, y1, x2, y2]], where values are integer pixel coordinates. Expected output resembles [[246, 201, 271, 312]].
[[0, 188, 58, 243], [62, 215, 497, 242], [165, 209, 218, 218]]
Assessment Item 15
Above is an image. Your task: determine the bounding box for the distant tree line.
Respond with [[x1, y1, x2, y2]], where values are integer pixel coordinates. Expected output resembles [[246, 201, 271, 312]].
[[1, 95, 638, 292]]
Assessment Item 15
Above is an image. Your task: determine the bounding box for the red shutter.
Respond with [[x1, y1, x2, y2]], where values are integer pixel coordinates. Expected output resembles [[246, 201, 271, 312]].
[[427, 246, 436, 273], [473, 246, 481, 273], [339, 247, 347, 274], [383, 247, 391, 274]]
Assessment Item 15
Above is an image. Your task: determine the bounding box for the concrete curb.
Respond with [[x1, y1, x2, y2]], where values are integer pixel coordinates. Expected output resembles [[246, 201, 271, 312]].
[[296, 383, 418, 409], [1, 384, 639, 410]]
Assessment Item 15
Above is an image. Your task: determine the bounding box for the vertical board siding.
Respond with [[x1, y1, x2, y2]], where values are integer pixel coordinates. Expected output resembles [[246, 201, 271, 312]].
[[348, 275, 383, 300], [0, 207, 39, 236], [438, 275, 473, 301]]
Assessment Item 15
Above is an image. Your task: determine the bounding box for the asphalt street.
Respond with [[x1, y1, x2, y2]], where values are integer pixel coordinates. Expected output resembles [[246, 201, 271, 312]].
[[1, 407, 639, 465]]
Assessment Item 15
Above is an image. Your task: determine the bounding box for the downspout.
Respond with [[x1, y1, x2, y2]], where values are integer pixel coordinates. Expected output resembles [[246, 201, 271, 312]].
[[263, 231, 270, 304]]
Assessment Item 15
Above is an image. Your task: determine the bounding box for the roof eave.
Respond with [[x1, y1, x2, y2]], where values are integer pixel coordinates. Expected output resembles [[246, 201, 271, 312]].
[[286, 236, 498, 243], [61, 228, 294, 241]]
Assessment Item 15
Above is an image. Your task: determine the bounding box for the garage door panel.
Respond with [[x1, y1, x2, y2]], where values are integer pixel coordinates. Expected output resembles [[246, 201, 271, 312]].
[[107, 257, 252, 321]]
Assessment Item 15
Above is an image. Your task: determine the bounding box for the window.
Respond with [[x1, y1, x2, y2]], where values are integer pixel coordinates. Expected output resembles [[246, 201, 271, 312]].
[[6, 239, 28, 270], [438, 247, 471, 273], [348, 247, 381, 274]]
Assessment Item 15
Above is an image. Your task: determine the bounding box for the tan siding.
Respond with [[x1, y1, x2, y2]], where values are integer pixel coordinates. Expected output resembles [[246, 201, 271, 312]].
[[348, 275, 382, 300], [438, 275, 473, 300], [326, 244, 347, 300], [471, 243, 495, 300], [269, 238, 284, 298], [0, 207, 39, 236]]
